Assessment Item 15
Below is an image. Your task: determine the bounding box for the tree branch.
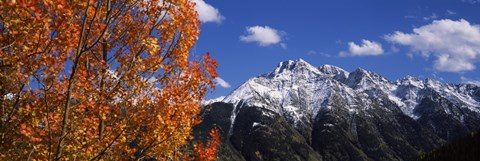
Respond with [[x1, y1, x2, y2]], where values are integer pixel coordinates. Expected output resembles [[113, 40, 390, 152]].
[[55, 1, 91, 160]]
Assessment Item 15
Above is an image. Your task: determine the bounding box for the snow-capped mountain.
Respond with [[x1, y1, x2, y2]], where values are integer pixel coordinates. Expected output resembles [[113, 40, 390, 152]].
[[195, 59, 480, 161], [203, 96, 226, 105], [224, 59, 479, 122]]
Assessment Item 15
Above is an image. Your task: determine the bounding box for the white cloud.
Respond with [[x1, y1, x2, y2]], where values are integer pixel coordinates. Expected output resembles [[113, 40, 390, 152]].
[[307, 50, 317, 55], [447, 10, 456, 15], [423, 13, 438, 21], [240, 26, 284, 47], [319, 52, 332, 57], [192, 0, 224, 23], [340, 39, 384, 56], [214, 77, 231, 88], [462, 0, 480, 4], [280, 43, 287, 49], [460, 76, 480, 86], [390, 45, 400, 53], [385, 19, 480, 72], [404, 15, 418, 19]]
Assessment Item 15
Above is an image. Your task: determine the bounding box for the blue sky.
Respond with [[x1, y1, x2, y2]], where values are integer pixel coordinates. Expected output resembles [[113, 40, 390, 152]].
[[191, 0, 480, 99]]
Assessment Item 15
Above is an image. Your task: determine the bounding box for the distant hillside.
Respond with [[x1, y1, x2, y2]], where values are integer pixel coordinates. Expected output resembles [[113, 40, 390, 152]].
[[418, 129, 480, 161]]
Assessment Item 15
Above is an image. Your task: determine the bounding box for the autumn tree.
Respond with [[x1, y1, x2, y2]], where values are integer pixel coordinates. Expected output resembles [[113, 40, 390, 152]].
[[191, 128, 220, 161], [0, 0, 219, 160]]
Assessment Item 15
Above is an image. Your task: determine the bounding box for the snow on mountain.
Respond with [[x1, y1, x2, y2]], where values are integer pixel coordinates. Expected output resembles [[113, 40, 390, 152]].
[[196, 59, 480, 161], [203, 96, 226, 105], [224, 59, 351, 127], [222, 59, 480, 127]]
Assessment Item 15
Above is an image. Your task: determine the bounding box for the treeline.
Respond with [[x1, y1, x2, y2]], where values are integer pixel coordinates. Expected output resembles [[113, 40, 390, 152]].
[[418, 129, 480, 161]]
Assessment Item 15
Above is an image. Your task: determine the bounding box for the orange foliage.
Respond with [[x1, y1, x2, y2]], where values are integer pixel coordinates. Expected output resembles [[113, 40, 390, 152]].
[[192, 128, 221, 161], [1, 0, 219, 160]]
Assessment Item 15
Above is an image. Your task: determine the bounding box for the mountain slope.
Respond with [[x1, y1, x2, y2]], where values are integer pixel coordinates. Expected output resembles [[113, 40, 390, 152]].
[[418, 129, 480, 161], [198, 59, 480, 161]]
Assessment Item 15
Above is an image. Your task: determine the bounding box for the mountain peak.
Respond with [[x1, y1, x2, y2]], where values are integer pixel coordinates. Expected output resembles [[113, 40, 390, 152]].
[[397, 75, 424, 88], [202, 96, 225, 105], [318, 64, 348, 75], [425, 78, 444, 90], [345, 67, 391, 90], [348, 68, 372, 80], [222, 59, 480, 129], [317, 64, 349, 82], [296, 58, 307, 62], [272, 59, 319, 75], [199, 59, 480, 161], [354, 67, 369, 73]]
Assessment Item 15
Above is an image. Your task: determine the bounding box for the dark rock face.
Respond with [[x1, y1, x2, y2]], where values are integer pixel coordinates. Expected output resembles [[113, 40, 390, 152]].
[[195, 101, 479, 161], [310, 103, 444, 161], [195, 102, 320, 161], [194, 60, 480, 161], [195, 102, 445, 161], [418, 129, 480, 161], [415, 92, 480, 142], [193, 102, 245, 161], [230, 105, 320, 161]]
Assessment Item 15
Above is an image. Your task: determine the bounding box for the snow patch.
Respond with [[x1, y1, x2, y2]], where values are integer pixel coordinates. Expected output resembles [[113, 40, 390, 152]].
[[324, 123, 334, 127], [202, 96, 225, 105]]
